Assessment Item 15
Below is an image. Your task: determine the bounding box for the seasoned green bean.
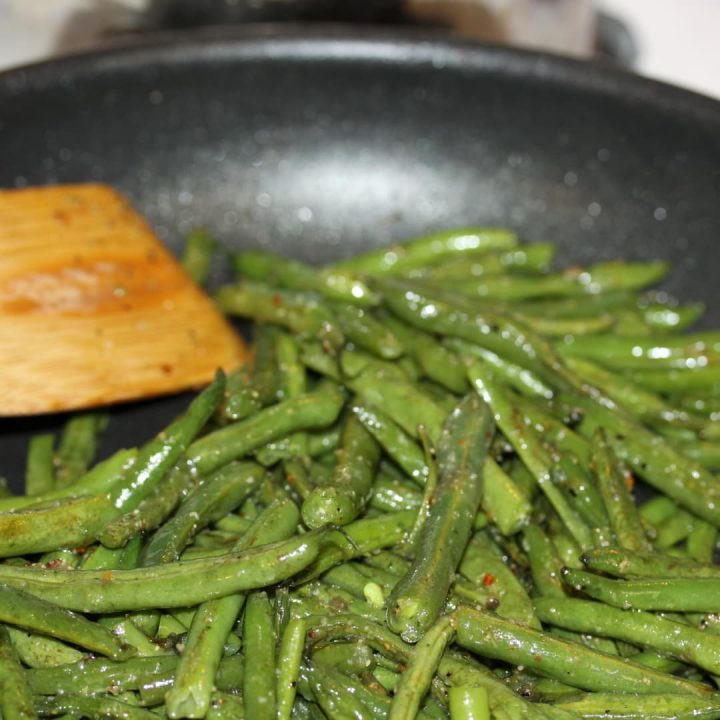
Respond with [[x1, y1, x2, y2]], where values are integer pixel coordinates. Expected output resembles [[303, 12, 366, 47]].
[[187, 386, 345, 476], [333, 227, 518, 275], [24, 434, 55, 497], [181, 227, 215, 285], [234, 249, 378, 306], [0, 532, 322, 612], [55, 413, 107, 488], [142, 461, 265, 565], [454, 605, 710, 696], [387, 394, 494, 642], [0, 626, 37, 719], [535, 595, 720, 675], [302, 414, 381, 528]]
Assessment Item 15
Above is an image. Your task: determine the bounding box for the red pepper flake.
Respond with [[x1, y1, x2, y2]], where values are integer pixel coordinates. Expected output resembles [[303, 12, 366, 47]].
[[101, 570, 113, 583], [624, 472, 635, 491], [44, 559, 63, 570], [272, 294, 283, 307], [482, 573, 496, 587]]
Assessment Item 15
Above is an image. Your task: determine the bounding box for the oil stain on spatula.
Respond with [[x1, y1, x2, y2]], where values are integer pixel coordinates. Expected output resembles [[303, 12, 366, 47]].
[[0, 184, 248, 415]]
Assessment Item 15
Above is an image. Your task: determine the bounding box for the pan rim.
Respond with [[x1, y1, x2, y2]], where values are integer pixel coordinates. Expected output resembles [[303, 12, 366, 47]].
[[0, 24, 718, 128]]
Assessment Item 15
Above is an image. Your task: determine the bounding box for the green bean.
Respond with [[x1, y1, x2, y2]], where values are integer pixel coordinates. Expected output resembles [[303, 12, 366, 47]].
[[535, 595, 720, 675], [548, 627, 619, 658], [312, 640, 374, 675], [551, 454, 611, 545], [482, 458, 532, 535], [292, 583, 385, 624], [333, 227, 517, 275], [520, 313, 616, 337], [675, 440, 720, 470], [34, 694, 157, 719], [468, 364, 593, 549], [302, 414, 381, 528], [405, 243, 554, 280], [300, 660, 382, 718], [276, 618, 307, 720], [281, 459, 315, 501], [380, 312, 468, 394], [0, 531, 321, 612], [234, 249, 377, 307], [370, 472, 423, 513], [639, 496, 677, 526], [216, 282, 344, 348], [110, 370, 226, 514], [181, 227, 215, 285], [167, 499, 299, 719], [522, 524, 566, 598], [459, 531, 540, 628], [187, 386, 345, 476], [513, 290, 634, 320], [0, 626, 37, 719], [557, 392, 720, 526], [590, 429, 652, 553], [0, 583, 133, 660], [323, 561, 395, 602], [580, 547, 716, 579], [559, 331, 720, 370], [451, 261, 668, 300], [297, 510, 416, 582], [221, 364, 262, 422], [99, 462, 196, 548], [298, 340, 342, 380], [344, 351, 448, 444], [276, 332, 309, 449], [627, 650, 685, 673], [448, 687, 489, 720], [28, 655, 177, 695], [687, 520, 718, 564], [205, 692, 246, 720], [387, 394, 494, 642], [55, 413, 107, 488], [401, 425, 439, 552], [554, 692, 720, 719], [28, 655, 243, 697], [142, 461, 265, 565], [0, 447, 136, 515], [454, 605, 710, 696], [378, 278, 578, 393], [563, 355, 705, 429], [24, 434, 55, 497], [562, 568, 720, 613], [390, 615, 456, 720], [448, 338, 553, 400], [641, 300, 705, 331], [654, 508, 696, 549], [352, 403, 428, 485], [7, 628, 84, 669], [0, 493, 117, 559], [245, 324, 285, 409], [623, 365, 720, 394], [331, 303, 404, 359], [243, 591, 277, 720]]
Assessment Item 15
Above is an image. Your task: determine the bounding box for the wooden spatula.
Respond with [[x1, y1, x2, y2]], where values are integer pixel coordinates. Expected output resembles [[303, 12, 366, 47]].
[[0, 184, 248, 416]]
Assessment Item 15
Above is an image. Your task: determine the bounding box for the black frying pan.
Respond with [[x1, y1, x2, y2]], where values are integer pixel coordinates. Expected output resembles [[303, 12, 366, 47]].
[[1, 26, 719, 490]]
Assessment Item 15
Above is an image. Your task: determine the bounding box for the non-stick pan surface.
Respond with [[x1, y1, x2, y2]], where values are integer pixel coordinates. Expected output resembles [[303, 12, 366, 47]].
[[1, 27, 719, 489]]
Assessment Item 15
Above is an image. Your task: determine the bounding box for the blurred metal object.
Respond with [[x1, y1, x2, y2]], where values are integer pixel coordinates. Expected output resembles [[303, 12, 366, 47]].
[[143, 0, 405, 27], [405, 0, 597, 57]]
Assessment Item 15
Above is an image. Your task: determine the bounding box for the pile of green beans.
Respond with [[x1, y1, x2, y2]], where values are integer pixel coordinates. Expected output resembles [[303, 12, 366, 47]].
[[4, 225, 720, 719]]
